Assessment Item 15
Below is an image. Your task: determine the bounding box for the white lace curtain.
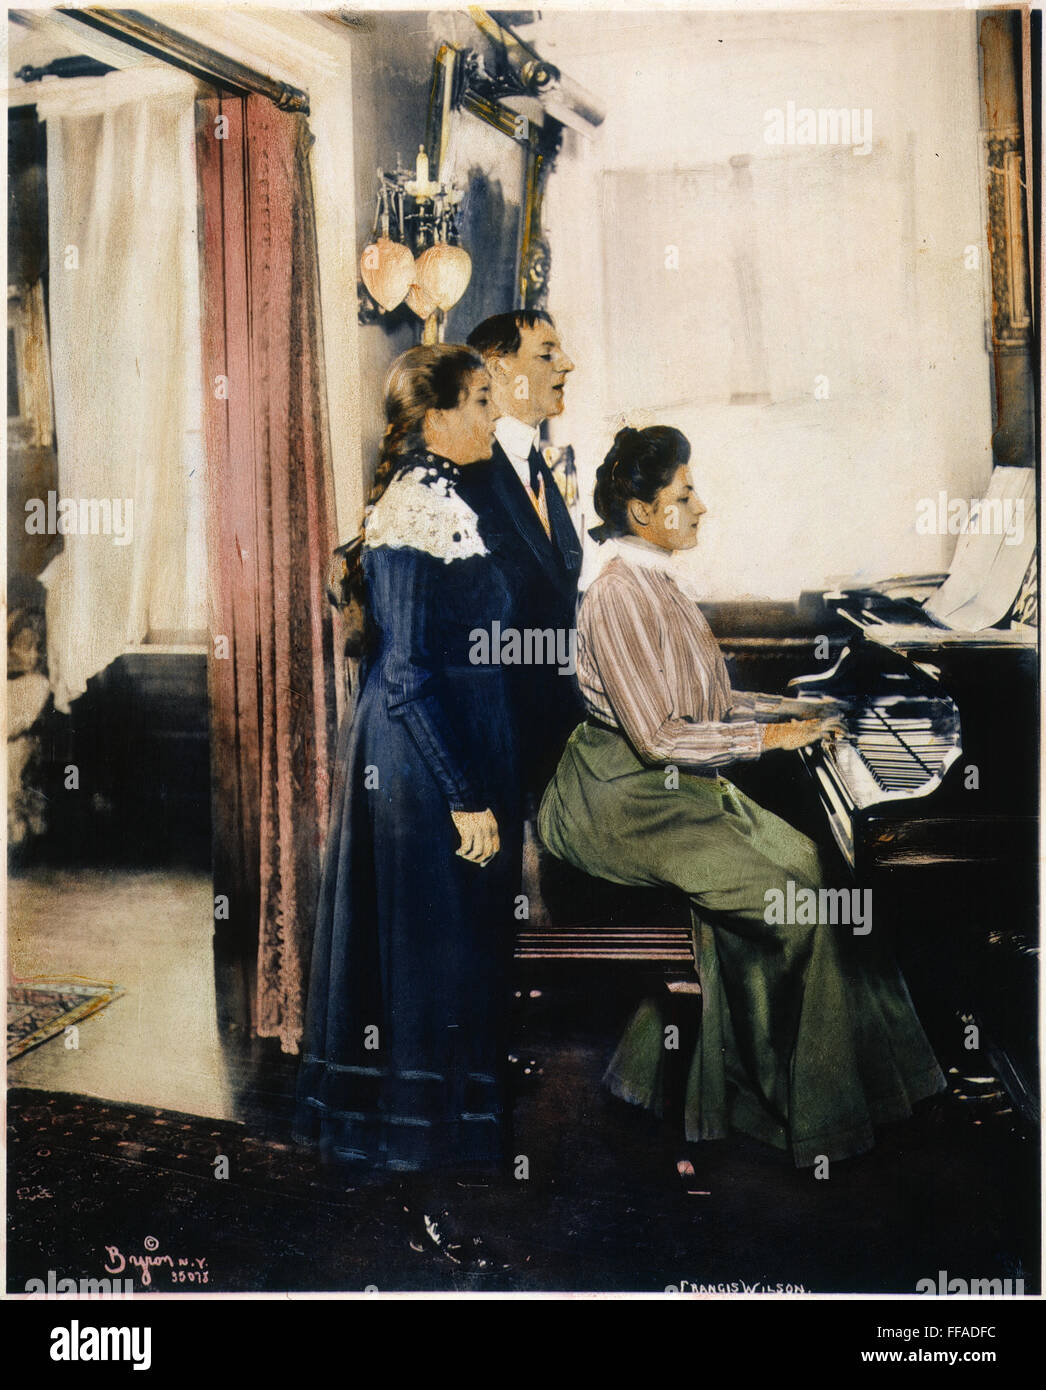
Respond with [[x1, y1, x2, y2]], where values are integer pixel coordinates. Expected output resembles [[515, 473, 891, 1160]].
[[37, 68, 207, 712]]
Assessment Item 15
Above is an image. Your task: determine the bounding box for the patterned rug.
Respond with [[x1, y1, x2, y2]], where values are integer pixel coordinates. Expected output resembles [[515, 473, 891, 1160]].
[[7, 980, 125, 1060], [6, 1088, 524, 1294]]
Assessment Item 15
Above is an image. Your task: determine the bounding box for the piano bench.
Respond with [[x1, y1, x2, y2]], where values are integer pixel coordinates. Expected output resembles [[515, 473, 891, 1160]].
[[513, 855, 699, 983]]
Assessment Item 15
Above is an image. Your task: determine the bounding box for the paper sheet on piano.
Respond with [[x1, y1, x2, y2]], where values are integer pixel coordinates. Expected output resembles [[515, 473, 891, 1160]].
[[922, 466, 1036, 630], [861, 467, 1037, 646]]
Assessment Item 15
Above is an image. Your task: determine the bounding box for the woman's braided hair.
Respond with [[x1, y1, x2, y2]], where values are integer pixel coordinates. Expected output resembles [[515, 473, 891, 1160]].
[[333, 343, 485, 656], [367, 343, 485, 507]]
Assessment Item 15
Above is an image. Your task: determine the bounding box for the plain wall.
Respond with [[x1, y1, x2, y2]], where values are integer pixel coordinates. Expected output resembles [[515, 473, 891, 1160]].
[[538, 8, 995, 599]]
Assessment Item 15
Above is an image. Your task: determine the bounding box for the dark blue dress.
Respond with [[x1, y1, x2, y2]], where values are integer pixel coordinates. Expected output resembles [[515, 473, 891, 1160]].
[[296, 451, 524, 1173]]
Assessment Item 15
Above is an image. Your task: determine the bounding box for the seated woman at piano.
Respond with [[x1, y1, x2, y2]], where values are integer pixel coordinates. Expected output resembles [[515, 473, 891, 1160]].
[[538, 424, 946, 1169]]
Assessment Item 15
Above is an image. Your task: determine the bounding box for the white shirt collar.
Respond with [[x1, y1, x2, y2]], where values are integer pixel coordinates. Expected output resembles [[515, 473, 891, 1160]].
[[586, 533, 704, 602], [495, 414, 541, 471]]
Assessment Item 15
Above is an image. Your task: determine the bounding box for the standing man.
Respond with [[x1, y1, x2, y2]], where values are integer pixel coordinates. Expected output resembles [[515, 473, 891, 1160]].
[[460, 311, 583, 799]]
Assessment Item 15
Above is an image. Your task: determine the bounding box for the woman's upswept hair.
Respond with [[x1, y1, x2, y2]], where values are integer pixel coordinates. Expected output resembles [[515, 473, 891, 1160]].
[[590, 425, 691, 541], [368, 343, 485, 507], [332, 343, 484, 657]]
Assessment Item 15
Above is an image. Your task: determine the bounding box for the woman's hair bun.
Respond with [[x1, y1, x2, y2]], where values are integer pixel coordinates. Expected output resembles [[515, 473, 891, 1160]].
[[609, 425, 637, 453], [591, 424, 692, 541]]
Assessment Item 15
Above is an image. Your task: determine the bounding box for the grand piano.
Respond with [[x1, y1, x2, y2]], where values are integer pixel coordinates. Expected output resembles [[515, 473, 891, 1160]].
[[788, 466, 1038, 1122]]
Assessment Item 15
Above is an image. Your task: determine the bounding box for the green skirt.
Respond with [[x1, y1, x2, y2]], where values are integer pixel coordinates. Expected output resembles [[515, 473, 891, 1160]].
[[537, 722, 945, 1167]]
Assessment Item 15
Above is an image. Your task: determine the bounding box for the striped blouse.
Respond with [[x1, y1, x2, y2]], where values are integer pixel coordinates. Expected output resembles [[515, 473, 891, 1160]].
[[577, 546, 777, 769]]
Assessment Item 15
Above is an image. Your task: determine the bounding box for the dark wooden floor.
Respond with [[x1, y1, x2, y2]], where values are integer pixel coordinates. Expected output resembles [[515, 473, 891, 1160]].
[[8, 977, 1038, 1295]]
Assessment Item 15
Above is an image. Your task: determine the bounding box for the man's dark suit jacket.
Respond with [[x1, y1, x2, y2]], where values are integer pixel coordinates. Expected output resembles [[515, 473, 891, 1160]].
[[458, 436, 584, 800]]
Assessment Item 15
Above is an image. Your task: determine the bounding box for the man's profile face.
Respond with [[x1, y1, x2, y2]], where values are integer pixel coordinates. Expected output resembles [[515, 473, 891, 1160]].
[[497, 322, 575, 426]]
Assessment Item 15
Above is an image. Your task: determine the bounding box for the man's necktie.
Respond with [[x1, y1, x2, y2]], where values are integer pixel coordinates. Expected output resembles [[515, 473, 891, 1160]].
[[526, 446, 552, 539], [528, 446, 544, 499]]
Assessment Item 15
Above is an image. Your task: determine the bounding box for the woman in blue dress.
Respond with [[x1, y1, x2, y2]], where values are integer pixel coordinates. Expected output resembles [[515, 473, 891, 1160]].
[[296, 345, 524, 1264]]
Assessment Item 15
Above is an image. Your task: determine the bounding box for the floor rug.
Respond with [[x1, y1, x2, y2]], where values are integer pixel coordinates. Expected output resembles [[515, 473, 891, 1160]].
[[7, 981, 125, 1060]]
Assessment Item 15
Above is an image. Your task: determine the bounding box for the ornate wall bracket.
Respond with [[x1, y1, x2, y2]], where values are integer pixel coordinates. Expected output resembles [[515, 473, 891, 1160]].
[[359, 11, 600, 328], [425, 38, 565, 312]]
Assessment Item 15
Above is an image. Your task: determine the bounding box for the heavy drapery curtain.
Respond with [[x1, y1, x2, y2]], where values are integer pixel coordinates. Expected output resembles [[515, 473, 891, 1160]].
[[37, 68, 207, 712], [196, 91, 341, 1054]]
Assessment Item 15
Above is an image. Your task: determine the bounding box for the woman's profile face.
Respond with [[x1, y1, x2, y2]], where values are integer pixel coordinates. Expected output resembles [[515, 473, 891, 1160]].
[[424, 369, 497, 465], [631, 464, 707, 551]]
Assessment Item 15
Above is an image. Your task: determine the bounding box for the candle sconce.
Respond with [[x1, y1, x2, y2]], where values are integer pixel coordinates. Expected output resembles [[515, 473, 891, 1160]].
[[357, 146, 472, 343], [357, 10, 604, 340]]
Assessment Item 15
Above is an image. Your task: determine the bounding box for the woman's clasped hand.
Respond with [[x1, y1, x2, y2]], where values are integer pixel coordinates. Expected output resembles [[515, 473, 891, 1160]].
[[451, 808, 500, 866]]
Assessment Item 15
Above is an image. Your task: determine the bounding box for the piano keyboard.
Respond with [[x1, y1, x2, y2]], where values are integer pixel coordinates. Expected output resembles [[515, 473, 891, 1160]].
[[817, 698, 963, 814], [847, 709, 956, 792], [790, 630, 1032, 898], [797, 688, 964, 869]]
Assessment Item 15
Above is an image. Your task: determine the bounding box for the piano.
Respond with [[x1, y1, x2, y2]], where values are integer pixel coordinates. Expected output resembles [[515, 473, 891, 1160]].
[[788, 635, 1036, 879], [791, 465, 1036, 874], [787, 476, 1038, 1123]]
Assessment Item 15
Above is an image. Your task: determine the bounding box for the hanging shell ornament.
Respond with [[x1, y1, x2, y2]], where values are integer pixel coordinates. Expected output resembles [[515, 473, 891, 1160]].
[[414, 243, 472, 312], [360, 236, 415, 311], [405, 280, 439, 321]]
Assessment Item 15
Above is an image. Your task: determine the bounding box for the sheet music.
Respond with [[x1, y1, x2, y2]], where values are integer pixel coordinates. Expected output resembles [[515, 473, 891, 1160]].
[[922, 467, 1036, 630]]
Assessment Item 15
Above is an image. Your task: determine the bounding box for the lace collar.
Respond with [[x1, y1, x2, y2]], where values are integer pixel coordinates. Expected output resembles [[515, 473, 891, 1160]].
[[364, 451, 487, 564], [592, 535, 703, 601], [395, 449, 462, 484]]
